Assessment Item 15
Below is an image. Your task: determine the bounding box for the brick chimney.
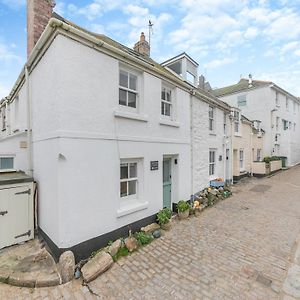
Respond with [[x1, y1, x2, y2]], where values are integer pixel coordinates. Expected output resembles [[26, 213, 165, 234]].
[[133, 32, 150, 57], [27, 0, 55, 57]]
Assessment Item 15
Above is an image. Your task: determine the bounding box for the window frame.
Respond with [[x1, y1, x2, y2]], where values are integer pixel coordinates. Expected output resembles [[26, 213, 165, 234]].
[[208, 106, 215, 132], [237, 95, 247, 107], [119, 68, 139, 110], [120, 160, 138, 200], [161, 85, 173, 118], [239, 149, 244, 171], [209, 149, 216, 176], [0, 156, 15, 172], [257, 149, 262, 161], [1, 106, 6, 131], [234, 110, 240, 134]]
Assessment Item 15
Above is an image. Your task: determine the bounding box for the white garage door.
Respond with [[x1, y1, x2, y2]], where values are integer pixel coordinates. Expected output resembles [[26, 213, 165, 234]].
[[0, 184, 34, 249]]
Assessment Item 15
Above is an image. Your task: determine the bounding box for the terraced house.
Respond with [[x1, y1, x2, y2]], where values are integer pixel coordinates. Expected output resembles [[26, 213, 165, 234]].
[[0, 0, 231, 260], [214, 77, 300, 167]]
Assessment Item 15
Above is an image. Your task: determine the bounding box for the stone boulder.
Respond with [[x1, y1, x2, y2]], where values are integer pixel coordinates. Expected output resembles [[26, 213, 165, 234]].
[[125, 237, 139, 252], [58, 251, 75, 284], [81, 252, 113, 283], [141, 223, 160, 234], [108, 239, 121, 257]]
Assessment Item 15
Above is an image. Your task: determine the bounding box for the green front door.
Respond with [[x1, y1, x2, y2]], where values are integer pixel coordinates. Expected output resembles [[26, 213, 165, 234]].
[[163, 159, 172, 209]]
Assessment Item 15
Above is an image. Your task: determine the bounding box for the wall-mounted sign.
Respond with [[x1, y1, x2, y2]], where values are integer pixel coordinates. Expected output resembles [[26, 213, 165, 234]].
[[150, 161, 159, 171]]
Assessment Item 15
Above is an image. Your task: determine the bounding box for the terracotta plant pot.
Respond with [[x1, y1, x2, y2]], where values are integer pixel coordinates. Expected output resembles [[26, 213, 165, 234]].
[[178, 210, 189, 220]]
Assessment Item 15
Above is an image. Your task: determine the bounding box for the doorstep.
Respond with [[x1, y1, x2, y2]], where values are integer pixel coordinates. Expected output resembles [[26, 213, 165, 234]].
[[0, 238, 61, 288]]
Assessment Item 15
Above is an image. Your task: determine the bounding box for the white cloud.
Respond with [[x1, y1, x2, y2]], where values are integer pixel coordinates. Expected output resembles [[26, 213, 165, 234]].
[[257, 69, 300, 95], [0, 83, 10, 99], [90, 24, 105, 34], [55, 1, 65, 15], [263, 10, 300, 40], [244, 27, 259, 39], [204, 57, 236, 69], [0, 43, 21, 63]]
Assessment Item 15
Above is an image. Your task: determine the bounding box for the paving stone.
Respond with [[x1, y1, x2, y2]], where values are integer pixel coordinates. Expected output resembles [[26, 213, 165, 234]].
[[1, 166, 300, 298], [283, 264, 300, 298]]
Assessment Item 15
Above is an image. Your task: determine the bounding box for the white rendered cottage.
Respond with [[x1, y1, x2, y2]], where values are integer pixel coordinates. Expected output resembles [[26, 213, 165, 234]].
[[0, 0, 231, 260], [214, 77, 300, 167]]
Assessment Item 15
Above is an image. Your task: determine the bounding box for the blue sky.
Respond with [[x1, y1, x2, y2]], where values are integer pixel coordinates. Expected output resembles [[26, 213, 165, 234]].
[[0, 0, 300, 98]]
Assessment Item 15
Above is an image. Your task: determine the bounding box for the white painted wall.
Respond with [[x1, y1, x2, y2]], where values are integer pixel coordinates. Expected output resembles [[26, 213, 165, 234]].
[[29, 34, 191, 247], [0, 32, 231, 249], [220, 86, 300, 166]]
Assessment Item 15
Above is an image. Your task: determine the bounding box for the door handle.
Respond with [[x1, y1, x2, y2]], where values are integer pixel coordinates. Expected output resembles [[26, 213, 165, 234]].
[[0, 211, 8, 216]]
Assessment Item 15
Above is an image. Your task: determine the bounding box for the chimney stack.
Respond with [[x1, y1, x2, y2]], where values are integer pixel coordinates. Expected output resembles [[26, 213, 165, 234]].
[[133, 32, 150, 57], [27, 0, 55, 57]]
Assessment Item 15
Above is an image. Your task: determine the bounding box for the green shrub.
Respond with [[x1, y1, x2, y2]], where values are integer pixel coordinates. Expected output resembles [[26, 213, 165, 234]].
[[156, 208, 171, 225], [270, 156, 280, 161], [135, 231, 153, 245], [176, 200, 190, 212], [112, 246, 129, 262], [263, 156, 281, 163], [162, 207, 172, 219]]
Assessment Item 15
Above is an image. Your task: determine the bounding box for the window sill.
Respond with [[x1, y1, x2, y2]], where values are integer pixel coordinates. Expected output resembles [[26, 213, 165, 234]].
[[159, 119, 180, 128], [209, 132, 217, 136], [234, 133, 242, 137], [114, 111, 148, 122], [0, 169, 16, 173], [117, 201, 149, 217]]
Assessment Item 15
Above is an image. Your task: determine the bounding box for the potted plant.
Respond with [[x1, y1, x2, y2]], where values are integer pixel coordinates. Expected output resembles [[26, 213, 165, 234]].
[[156, 208, 172, 230], [176, 200, 190, 220]]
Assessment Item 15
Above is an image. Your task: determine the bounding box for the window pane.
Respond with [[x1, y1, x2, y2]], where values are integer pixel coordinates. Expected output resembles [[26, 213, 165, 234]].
[[161, 90, 165, 100], [120, 182, 127, 197], [165, 103, 171, 116], [166, 91, 171, 102], [119, 71, 128, 88], [129, 74, 137, 90], [120, 164, 128, 179], [209, 119, 213, 131], [161, 102, 165, 115], [119, 89, 127, 106], [128, 180, 137, 195], [209, 106, 214, 118], [0, 157, 13, 169], [129, 163, 137, 178], [128, 92, 136, 108]]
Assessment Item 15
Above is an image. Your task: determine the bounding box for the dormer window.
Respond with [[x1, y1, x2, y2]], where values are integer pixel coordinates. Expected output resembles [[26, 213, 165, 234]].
[[161, 52, 198, 86]]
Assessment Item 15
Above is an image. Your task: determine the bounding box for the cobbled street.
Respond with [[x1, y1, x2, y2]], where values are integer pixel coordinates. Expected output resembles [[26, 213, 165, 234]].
[[1, 165, 300, 299]]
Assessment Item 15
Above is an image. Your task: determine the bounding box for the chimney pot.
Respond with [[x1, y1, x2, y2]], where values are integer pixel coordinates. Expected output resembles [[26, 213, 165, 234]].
[[133, 32, 150, 57], [27, 0, 55, 57]]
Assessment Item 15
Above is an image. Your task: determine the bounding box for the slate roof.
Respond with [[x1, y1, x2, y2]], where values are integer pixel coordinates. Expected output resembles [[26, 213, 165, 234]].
[[213, 78, 271, 97]]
